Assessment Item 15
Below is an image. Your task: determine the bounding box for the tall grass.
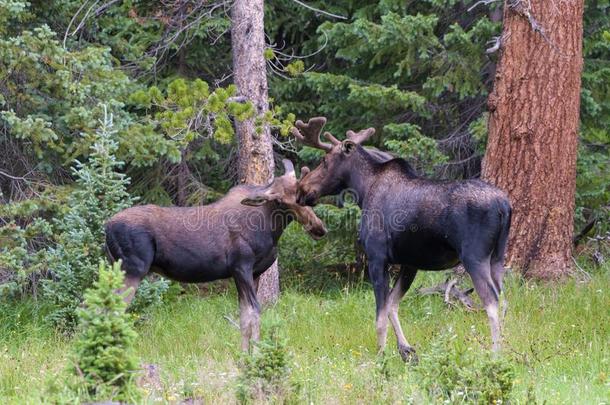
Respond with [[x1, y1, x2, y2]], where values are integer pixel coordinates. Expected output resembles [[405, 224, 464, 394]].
[[0, 265, 608, 404]]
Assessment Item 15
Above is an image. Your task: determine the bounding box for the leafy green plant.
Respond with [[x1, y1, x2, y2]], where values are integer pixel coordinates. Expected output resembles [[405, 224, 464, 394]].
[[236, 322, 298, 403], [416, 329, 515, 404], [128, 276, 170, 317], [71, 260, 139, 401]]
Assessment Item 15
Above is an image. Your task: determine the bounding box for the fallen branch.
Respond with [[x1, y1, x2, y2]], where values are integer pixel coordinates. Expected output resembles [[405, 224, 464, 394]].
[[443, 277, 459, 306], [223, 315, 240, 330], [419, 276, 477, 311], [572, 257, 592, 282], [573, 218, 597, 246], [0, 169, 28, 181]]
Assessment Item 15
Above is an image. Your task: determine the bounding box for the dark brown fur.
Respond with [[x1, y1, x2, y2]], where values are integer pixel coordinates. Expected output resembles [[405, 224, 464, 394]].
[[295, 121, 511, 361], [105, 160, 326, 350]]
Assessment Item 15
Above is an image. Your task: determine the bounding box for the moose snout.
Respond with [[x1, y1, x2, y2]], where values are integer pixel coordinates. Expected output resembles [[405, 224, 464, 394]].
[[296, 188, 306, 205], [308, 223, 327, 240], [297, 188, 318, 206]]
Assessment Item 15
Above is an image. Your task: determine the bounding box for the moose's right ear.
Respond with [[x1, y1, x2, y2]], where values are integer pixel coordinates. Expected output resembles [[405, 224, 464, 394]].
[[299, 166, 310, 180], [342, 140, 357, 155]]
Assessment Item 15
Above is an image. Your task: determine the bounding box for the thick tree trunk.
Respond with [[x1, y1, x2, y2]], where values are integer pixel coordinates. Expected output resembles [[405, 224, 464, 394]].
[[231, 0, 279, 304], [482, 0, 584, 280]]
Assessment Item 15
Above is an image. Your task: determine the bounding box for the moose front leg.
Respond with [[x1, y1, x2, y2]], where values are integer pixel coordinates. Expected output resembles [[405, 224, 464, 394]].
[[233, 265, 261, 352], [368, 258, 390, 354], [238, 302, 260, 351]]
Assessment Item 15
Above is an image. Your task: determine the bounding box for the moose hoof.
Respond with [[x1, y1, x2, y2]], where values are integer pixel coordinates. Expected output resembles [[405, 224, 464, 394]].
[[398, 345, 418, 364]]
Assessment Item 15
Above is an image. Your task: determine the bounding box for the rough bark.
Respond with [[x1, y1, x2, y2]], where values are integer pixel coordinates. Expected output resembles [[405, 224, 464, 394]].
[[482, 0, 584, 280], [231, 0, 279, 304]]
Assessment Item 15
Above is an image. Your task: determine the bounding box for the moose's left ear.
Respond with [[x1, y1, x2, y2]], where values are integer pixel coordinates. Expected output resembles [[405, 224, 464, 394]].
[[240, 189, 282, 206], [241, 197, 268, 206], [342, 140, 357, 155]]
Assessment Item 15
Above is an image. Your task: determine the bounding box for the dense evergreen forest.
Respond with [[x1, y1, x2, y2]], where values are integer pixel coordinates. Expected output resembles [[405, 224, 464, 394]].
[[0, 0, 608, 403], [2, 1, 607, 217]]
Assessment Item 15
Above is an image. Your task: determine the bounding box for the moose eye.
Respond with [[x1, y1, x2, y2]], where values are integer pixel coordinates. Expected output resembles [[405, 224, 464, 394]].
[[322, 157, 328, 168]]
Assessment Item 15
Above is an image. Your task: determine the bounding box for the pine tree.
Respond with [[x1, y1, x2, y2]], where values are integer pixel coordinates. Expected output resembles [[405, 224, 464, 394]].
[[72, 260, 138, 400], [44, 107, 134, 330]]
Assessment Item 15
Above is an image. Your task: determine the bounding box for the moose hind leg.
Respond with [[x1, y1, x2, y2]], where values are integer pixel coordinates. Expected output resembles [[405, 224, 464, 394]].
[[463, 256, 502, 352], [112, 254, 151, 304], [387, 265, 418, 362], [121, 274, 143, 304], [490, 258, 506, 296], [490, 259, 508, 319], [106, 226, 152, 304]]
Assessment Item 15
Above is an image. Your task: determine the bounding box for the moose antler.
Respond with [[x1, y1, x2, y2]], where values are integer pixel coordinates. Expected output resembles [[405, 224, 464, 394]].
[[346, 127, 376, 145], [291, 117, 340, 152]]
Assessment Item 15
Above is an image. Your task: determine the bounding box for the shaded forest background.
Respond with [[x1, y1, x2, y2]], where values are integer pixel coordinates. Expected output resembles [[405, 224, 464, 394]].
[[0, 0, 608, 303]]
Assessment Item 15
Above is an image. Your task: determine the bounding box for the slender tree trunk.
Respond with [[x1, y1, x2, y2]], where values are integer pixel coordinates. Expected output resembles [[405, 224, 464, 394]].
[[482, 0, 584, 280], [231, 0, 279, 304]]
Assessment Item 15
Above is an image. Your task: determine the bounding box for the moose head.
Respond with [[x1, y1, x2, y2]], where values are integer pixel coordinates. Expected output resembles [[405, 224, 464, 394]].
[[292, 117, 377, 206], [241, 159, 327, 239]]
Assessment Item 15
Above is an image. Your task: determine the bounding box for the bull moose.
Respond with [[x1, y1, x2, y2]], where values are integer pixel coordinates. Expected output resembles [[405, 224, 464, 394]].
[[293, 117, 511, 361], [105, 159, 327, 350]]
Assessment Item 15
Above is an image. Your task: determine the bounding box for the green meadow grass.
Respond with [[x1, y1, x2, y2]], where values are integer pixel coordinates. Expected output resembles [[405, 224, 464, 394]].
[[0, 265, 608, 404]]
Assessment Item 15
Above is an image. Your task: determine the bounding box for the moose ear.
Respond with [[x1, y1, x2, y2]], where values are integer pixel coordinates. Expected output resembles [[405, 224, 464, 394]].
[[240, 189, 282, 206], [342, 140, 357, 155], [299, 166, 310, 180], [240, 196, 269, 206]]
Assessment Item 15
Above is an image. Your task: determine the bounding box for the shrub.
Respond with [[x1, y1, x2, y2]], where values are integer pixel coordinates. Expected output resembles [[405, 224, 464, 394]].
[[416, 329, 515, 404], [236, 322, 298, 403], [128, 276, 170, 317], [0, 214, 52, 299], [72, 260, 139, 401]]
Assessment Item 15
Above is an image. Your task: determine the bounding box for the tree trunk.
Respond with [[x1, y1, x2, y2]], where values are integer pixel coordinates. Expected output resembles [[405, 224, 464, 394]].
[[231, 0, 279, 304], [482, 0, 584, 280]]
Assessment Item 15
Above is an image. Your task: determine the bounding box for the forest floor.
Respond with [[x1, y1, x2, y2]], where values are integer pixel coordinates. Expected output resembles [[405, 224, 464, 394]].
[[0, 264, 608, 404]]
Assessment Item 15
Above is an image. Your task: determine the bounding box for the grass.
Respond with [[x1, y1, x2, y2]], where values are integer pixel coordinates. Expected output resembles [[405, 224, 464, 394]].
[[0, 265, 609, 404]]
